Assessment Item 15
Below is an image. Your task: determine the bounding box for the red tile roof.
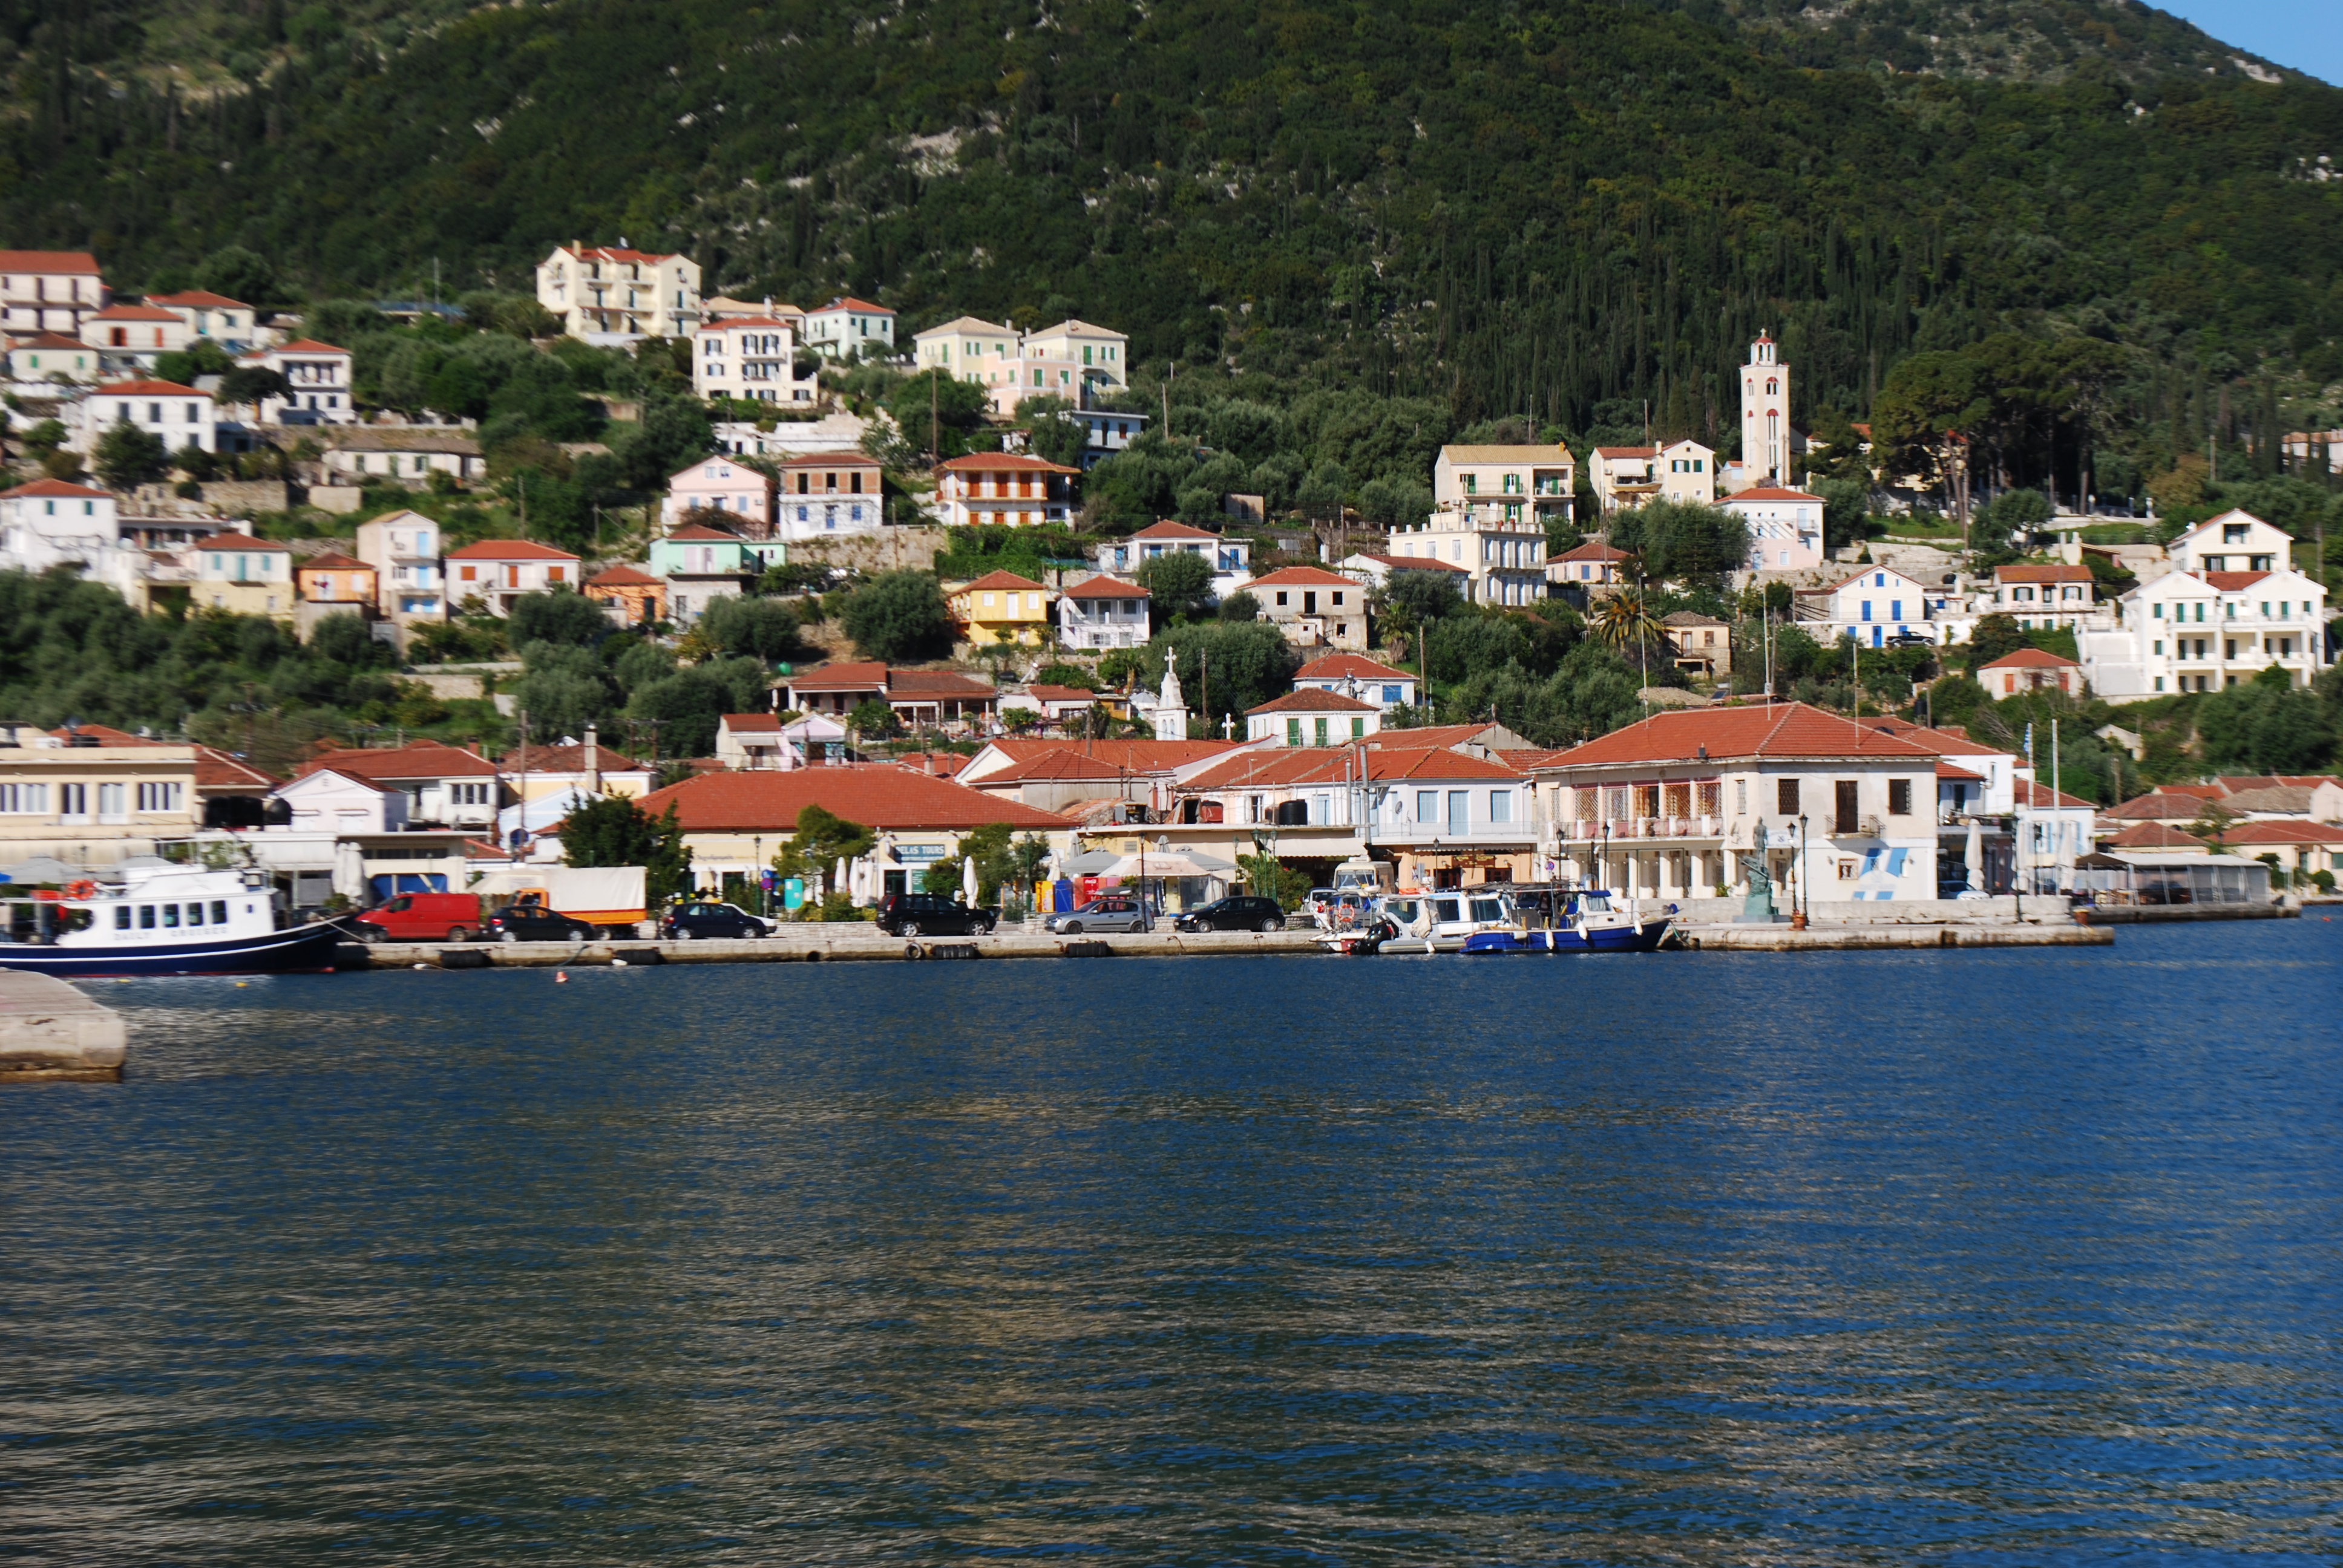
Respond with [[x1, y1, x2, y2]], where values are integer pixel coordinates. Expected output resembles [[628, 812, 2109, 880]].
[[1025, 685, 1097, 704], [47, 723, 163, 748], [1978, 647, 2081, 670], [937, 453, 1080, 475], [2014, 779, 2096, 809], [638, 766, 1066, 832], [1350, 552, 1470, 575], [2218, 819, 2343, 846], [787, 661, 890, 693], [2107, 793, 2212, 822], [0, 250, 100, 273], [1553, 541, 1631, 563], [1364, 723, 1521, 751], [560, 244, 686, 266], [1296, 653, 1414, 683], [1996, 564, 2093, 584], [147, 290, 251, 309], [194, 744, 278, 791], [971, 739, 1239, 782], [445, 540, 580, 560], [2200, 570, 2278, 591], [2103, 822, 2206, 849], [296, 741, 500, 782], [1722, 486, 1823, 502], [1536, 702, 1939, 768], [723, 713, 782, 733], [296, 552, 372, 572], [888, 669, 998, 699], [1250, 566, 1357, 588], [779, 450, 879, 468], [2149, 783, 2226, 800], [1061, 573, 1150, 599], [1855, 717, 2011, 760], [1935, 762, 1988, 782], [665, 524, 746, 541], [815, 296, 894, 315], [93, 379, 203, 396], [200, 532, 290, 552], [497, 743, 647, 774], [1, 477, 111, 500], [1184, 745, 1521, 791], [90, 304, 182, 322], [1130, 520, 1219, 540], [1247, 688, 1380, 716], [11, 331, 85, 350], [587, 565, 664, 587], [267, 339, 351, 355], [958, 570, 1050, 593]]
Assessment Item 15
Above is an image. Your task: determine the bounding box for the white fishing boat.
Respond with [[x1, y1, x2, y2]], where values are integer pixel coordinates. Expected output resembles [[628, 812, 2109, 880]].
[[0, 860, 344, 977]]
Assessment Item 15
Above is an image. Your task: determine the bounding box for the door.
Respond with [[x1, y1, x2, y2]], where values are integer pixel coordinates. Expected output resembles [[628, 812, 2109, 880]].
[[1835, 780, 1859, 835]]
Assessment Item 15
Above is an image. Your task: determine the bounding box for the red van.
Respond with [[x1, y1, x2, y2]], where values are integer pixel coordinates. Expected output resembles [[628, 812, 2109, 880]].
[[354, 891, 485, 943]]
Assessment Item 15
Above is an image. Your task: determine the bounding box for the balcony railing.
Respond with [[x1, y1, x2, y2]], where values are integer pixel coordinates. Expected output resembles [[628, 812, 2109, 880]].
[[1565, 815, 1721, 841]]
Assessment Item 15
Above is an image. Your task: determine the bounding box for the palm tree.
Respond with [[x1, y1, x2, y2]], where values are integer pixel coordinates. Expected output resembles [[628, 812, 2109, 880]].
[[1588, 589, 1666, 652]]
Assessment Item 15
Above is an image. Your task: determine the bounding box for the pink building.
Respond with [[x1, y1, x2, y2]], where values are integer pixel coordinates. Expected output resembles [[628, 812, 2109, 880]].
[[662, 454, 779, 537]]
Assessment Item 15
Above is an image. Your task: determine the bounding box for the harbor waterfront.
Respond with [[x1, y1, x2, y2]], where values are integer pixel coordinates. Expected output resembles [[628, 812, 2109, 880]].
[[6, 921, 2342, 1563]]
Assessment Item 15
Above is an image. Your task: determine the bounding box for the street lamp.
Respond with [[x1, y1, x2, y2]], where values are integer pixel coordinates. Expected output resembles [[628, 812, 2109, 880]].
[[1794, 812, 1809, 929]]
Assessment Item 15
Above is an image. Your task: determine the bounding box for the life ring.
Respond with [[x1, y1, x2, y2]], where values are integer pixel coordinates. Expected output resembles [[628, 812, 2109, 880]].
[[64, 879, 99, 901]]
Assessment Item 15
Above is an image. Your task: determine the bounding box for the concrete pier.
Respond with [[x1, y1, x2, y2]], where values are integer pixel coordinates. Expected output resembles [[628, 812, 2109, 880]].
[[359, 927, 1332, 968], [1671, 921, 2114, 951], [0, 970, 128, 1082]]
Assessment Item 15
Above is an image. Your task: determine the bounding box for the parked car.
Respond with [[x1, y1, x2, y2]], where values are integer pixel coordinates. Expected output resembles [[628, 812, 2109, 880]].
[[874, 892, 998, 938], [1044, 895, 1150, 935], [354, 891, 485, 943], [1172, 896, 1286, 933], [660, 900, 775, 940], [481, 901, 598, 943]]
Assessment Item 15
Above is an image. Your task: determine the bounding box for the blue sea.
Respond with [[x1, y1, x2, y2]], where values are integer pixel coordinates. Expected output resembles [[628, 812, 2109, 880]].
[[4, 920, 2340, 1564]]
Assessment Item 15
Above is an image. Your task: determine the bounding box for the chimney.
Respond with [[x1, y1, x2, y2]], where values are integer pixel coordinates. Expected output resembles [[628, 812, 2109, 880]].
[[584, 724, 600, 793]]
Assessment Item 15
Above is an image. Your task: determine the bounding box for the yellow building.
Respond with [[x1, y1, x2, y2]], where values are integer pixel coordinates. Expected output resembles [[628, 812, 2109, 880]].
[[949, 570, 1055, 648], [0, 725, 203, 867], [194, 531, 296, 620]]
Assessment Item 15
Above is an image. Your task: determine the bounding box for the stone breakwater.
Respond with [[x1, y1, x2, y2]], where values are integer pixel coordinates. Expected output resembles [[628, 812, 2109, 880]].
[[0, 970, 126, 1082]]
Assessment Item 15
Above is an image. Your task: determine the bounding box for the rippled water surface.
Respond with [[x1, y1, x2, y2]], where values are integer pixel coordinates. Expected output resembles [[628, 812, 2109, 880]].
[[5, 922, 2342, 1565]]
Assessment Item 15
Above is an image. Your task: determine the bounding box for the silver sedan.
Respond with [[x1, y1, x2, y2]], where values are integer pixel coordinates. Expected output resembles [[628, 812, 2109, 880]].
[[1044, 896, 1151, 935]]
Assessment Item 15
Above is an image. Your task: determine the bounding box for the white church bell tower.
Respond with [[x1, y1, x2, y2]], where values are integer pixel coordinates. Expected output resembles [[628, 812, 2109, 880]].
[[1740, 333, 1788, 483]]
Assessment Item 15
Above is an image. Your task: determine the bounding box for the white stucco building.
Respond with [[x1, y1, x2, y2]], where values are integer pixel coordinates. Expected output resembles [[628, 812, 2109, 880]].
[[1723, 486, 1825, 573], [536, 244, 701, 343]]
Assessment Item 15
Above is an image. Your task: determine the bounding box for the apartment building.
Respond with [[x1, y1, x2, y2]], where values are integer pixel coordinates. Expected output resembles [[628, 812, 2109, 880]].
[[1723, 486, 1826, 573], [81, 304, 189, 374], [1386, 510, 1548, 606], [0, 727, 202, 867], [1057, 574, 1152, 651], [536, 244, 701, 342], [352, 510, 448, 630], [776, 451, 885, 541], [932, 453, 1078, 528], [1, 250, 108, 338], [2080, 557, 2328, 699], [148, 290, 258, 352], [74, 379, 219, 455], [663, 454, 779, 537], [1432, 443, 1575, 530], [801, 296, 896, 360], [692, 315, 819, 405], [1992, 564, 2096, 630], [247, 339, 356, 424], [445, 540, 582, 615], [1587, 440, 1717, 513]]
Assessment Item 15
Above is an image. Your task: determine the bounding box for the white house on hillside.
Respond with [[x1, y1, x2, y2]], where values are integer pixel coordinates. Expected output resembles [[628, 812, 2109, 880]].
[[2081, 550, 2328, 701], [1723, 486, 1825, 573], [536, 244, 701, 343], [1804, 566, 1941, 647], [802, 296, 896, 361]]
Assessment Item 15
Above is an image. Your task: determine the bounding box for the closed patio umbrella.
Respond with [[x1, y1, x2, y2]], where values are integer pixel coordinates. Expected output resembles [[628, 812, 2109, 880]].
[[332, 840, 367, 903], [1964, 818, 1984, 892], [962, 854, 979, 904]]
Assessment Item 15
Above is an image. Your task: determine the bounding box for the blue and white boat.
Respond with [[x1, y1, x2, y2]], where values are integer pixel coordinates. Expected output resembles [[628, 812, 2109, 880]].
[[0, 861, 344, 978], [1460, 890, 1673, 955]]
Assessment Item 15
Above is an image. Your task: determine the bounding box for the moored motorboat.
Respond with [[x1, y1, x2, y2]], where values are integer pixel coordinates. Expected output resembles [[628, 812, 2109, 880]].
[[1460, 890, 1673, 954], [0, 861, 344, 978]]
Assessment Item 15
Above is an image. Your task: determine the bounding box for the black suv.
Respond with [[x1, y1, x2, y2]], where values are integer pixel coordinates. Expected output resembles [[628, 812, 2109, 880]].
[[874, 892, 997, 937], [482, 903, 598, 942], [1173, 896, 1288, 933], [660, 901, 775, 940]]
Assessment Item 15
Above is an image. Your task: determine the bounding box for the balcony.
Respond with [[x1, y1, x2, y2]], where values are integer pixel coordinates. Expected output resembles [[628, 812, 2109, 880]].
[[1566, 816, 1722, 841]]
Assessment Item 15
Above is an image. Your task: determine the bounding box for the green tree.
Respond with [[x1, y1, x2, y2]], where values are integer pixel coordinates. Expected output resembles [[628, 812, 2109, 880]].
[[94, 419, 170, 489], [195, 246, 281, 307], [848, 696, 899, 738], [509, 589, 609, 647], [563, 791, 661, 866], [215, 365, 291, 414], [1870, 351, 1988, 495], [1961, 613, 2031, 672], [1236, 849, 1313, 910], [1134, 549, 1213, 622], [1024, 407, 1090, 469], [697, 594, 803, 663], [1143, 621, 1303, 731], [2197, 667, 2338, 774], [841, 570, 954, 661], [772, 802, 876, 885], [1218, 590, 1260, 622], [1607, 500, 1751, 587], [628, 667, 740, 757], [889, 370, 992, 461]]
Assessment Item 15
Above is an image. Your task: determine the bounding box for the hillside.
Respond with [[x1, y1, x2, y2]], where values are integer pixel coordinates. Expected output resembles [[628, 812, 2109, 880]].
[[3, 0, 2341, 483]]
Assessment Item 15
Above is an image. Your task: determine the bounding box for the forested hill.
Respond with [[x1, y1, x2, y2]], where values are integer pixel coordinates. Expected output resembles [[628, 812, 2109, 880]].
[[4, 0, 2341, 442]]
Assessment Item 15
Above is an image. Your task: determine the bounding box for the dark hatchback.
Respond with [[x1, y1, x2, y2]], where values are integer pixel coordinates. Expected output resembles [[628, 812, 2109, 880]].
[[660, 901, 775, 940], [1172, 896, 1288, 933], [481, 902, 598, 942], [874, 892, 998, 938]]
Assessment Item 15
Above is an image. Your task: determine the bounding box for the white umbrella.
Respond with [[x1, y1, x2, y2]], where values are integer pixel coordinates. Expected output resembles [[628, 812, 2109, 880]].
[[1964, 818, 1984, 892], [332, 839, 367, 903], [1097, 849, 1234, 880], [962, 854, 979, 904], [834, 857, 848, 903]]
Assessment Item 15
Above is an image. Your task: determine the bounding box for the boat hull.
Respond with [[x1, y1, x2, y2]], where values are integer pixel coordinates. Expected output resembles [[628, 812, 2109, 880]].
[[1462, 920, 1671, 955], [0, 921, 347, 978]]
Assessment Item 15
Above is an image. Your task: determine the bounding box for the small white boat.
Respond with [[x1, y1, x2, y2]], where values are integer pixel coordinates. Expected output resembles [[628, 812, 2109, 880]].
[[0, 861, 344, 977]]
